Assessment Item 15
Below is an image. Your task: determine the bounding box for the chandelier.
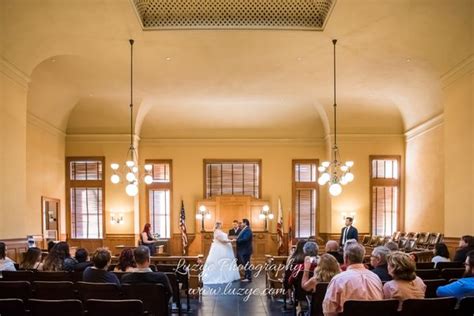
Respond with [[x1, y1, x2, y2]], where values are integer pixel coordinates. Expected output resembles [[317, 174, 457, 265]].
[[110, 39, 153, 197], [317, 39, 354, 197]]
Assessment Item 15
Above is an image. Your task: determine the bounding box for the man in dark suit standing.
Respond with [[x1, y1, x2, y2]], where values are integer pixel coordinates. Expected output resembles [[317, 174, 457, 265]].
[[228, 220, 242, 238], [236, 218, 253, 282], [340, 217, 358, 246]]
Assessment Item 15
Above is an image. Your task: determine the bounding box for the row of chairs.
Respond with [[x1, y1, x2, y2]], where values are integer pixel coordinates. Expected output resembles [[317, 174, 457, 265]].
[[308, 283, 474, 316], [0, 281, 168, 315], [362, 232, 443, 252], [0, 298, 144, 316], [415, 268, 465, 280]]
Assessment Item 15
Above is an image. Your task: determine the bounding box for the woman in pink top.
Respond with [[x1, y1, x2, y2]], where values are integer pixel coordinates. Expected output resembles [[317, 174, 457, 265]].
[[383, 251, 426, 310]]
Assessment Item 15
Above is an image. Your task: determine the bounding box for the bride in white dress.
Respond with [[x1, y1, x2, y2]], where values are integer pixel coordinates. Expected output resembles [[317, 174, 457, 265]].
[[202, 221, 241, 284]]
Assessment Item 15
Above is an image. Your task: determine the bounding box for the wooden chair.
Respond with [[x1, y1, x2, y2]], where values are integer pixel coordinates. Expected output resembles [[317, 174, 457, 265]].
[[422, 279, 448, 298], [29, 299, 83, 316], [33, 281, 76, 300], [0, 271, 34, 282], [361, 235, 371, 246], [122, 283, 169, 316], [400, 297, 457, 316], [86, 299, 143, 316], [416, 262, 434, 270], [0, 281, 31, 302], [440, 268, 465, 280], [458, 296, 474, 316], [0, 298, 25, 316], [342, 299, 399, 316], [76, 282, 122, 302], [415, 269, 440, 280], [436, 261, 464, 270], [308, 282, 328, 316], [34, 271, 72, 282]]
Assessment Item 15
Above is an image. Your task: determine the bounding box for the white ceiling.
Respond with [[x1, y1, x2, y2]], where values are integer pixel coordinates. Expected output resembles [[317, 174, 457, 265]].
[[2, 0, 472, 138]]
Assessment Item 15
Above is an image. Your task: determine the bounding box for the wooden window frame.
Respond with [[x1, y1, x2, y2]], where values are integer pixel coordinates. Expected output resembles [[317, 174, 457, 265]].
[[202, 159, 262, 199], [369, 155, 402, 236], [66, 156, 105, 240], [292, 159, 320, 238], [145, 159, 173, 239]]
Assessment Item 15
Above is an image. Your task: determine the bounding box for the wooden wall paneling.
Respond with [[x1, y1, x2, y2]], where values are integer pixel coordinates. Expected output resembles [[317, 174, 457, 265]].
[[442, 237, 460, 260], [103, 234, 136, 256], [67, 239, 103, 254], [3, 239, 28, 263]]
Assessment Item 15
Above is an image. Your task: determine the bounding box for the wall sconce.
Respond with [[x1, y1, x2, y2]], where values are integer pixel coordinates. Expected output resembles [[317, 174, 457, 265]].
[[111, 213, 124, 224], [196, 205, 211, 231], [259, 204, 274, 231], [342, 212, 356, 222]]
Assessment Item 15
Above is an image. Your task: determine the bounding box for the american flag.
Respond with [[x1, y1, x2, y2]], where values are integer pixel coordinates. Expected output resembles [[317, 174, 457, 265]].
[[179, 200, 188, 255], [277, 198, 284, 255]]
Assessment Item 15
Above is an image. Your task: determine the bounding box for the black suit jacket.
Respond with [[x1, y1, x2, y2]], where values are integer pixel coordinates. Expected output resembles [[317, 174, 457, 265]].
[[236, 227, 253, 256], [228, 227, 242, 237], [340, 226, 358, 245]]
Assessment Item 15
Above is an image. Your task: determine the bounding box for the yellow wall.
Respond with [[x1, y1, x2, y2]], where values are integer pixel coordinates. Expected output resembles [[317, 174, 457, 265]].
[[405, 124, 444, 233], [444, 70, 474, 236], [26, 117, 66, 236], [0, 70, 28, 239]]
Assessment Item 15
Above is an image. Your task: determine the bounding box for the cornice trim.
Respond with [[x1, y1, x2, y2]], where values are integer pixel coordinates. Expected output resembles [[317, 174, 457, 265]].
[[0, 57, 30, 89], [139, 137, 324, 147], [27, 113, 66, 137], [404, 114, 444, 142], [66, 134, 141, 144], [323, 133, 404, 144], [441, 54, 474, 89]]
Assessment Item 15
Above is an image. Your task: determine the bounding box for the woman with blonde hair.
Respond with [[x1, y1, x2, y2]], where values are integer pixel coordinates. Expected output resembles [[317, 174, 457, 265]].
[[202, 221, 240, 284], [302, 253, 341, 292], [383, 251, 426, 310]]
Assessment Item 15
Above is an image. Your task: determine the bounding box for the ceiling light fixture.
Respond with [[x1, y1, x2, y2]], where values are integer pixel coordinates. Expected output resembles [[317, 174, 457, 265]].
[[110, 39, 153, 197], [317, 39, 354, 197]]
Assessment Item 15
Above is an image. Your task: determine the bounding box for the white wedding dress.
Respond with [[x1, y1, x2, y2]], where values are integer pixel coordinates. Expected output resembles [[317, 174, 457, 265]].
[[202, 229, 241, 284]]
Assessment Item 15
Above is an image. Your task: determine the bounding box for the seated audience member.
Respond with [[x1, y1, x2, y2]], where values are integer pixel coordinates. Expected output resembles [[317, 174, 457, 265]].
[[288, 241, 319, 286], [339, 239, 358, 271], [47, 240, 56, 252], [431, 243, 450, 267], [454, 235, 474, 263], [370, 246, 392, 282], [385, 241, 399, 252], [302, 253, 341, 292], [20, 247, 43, 270], [325, 240, 344, 264], [437, 250, 474, 300], [83, 248, 120, 285], [383, 251, 426, 310], [284, 240, 306, 288], [323, 242, 383, 316], [42, 241, 75, 271], [114, 248, 136, 272], [74, 248, 92, 272], [121, 246, 172, 299], [0, 242, 16, 271]]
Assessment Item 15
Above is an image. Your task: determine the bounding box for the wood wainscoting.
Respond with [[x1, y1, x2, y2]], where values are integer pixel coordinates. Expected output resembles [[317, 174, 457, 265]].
[[1, 238, 28, 263], [442, 237, 461, 260], [67, 234, 136, 256]]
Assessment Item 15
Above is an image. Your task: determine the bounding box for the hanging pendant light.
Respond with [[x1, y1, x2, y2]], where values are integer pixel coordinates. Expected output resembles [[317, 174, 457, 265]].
[[318, 39, 354, 197], [110, 39, 153, 196]]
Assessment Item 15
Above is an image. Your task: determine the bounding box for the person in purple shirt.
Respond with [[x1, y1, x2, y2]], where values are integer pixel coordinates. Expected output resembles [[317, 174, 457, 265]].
[[83, 248, 120, 285], [437, 250, 474, 300]]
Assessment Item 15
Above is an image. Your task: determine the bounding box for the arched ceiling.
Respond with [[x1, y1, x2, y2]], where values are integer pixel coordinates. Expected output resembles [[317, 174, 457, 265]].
[[3, 0, 472, 138]]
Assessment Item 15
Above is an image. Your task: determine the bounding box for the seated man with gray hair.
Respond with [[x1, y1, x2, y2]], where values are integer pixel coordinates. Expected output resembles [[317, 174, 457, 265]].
[[370, 246, 392, 281], [323, 242, 383, 316]]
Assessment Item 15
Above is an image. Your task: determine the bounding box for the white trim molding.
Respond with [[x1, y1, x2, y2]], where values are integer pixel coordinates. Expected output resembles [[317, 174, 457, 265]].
[[27, 112, 66, 137], [323, 133, 404, 144], [139, 137, 324, 147], [66, 134, 141, 144], [441, 54, 474, 89], [404, 114, 444, 142], [0, 57, 30, 89]]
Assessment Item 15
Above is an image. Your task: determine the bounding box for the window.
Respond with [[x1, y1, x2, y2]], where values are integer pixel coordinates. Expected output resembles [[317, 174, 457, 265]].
[[147, 160, 172, 238], [66, 158, 105, 239], [293, 160, 318, 238], [370, 156, 401, 236], [204, 160, 261, 198]]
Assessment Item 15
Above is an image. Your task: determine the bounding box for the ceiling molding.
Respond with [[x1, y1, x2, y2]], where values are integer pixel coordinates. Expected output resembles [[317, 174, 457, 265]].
[[323, 133, 405, 144], [404, 114, 444, 142], [27, 112, 66, 137], [0, 57, 30, 89], [66, 134, 141, 144], [441, 54, 474, 89], [139, 137, 325, 147]]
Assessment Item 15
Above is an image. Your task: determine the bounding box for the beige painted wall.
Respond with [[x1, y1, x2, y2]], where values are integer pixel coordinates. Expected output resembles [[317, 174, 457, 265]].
[[405, 125, 444, 233], [26, 117, 66, 236], [0, 70, 28, 239], [444, 70, 474, 236]]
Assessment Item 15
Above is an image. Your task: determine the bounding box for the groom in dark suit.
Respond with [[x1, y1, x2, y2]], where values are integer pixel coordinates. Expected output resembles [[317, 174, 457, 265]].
[[236, 218, 253, 282]]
